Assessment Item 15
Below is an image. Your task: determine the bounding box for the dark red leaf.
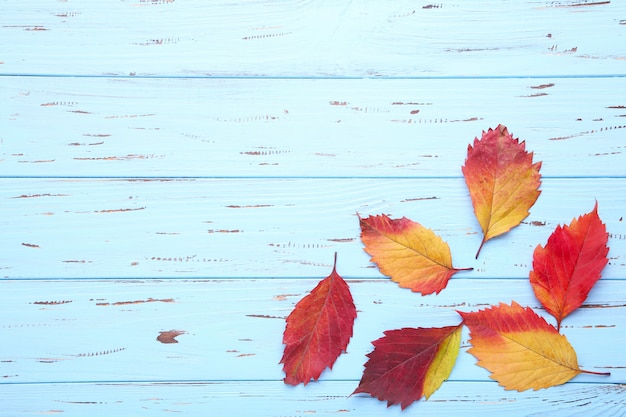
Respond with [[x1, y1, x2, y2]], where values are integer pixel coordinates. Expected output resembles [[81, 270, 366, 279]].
[[353, 325, 462, 409], [280, 253, 356, 385]]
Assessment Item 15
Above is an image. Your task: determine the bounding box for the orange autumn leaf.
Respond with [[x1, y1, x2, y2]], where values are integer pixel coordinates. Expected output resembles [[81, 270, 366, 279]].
[[459, 301, 609, 391], [462, 125, 542, 257], [530, 203, 609, 330], [280, 253, 357, 385], [353, 325, 462, 409], [359, 214, 471, 295]]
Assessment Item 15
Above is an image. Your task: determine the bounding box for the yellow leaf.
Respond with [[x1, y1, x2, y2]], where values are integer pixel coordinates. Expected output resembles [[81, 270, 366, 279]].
[[459, 301, 609, 391], [462, 125, 542, 257], [359, 214, 471, 295]]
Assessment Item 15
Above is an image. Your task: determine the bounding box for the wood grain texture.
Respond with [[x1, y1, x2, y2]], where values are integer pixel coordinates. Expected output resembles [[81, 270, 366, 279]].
[[2, 0, 626, 414], [1, 178, 625, 279], [1, 0, 625, 77], [2, 381, 625, 416], [1, 279, 624, 384], [2, 76, 626, 178]]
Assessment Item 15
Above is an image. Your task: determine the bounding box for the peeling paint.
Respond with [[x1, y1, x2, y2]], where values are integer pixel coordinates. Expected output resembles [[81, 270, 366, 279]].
[[18, 159, 56, 163], [21, 243, 40, 248], [95, 207, 145, 213], [54, 11, 82, 18], [273, 294, 300, 301], [104, 114, 155, 119], [157, 330, 186, 344], [521, 92, 549, 98], [530, 83, 555, 89], [391, 101, 432, 105], [240, 149, 290, 156], [97, 298, 174, 306], [549, 0, 610, 7], [401, 196, 439, 202], [225, 204, 273, 209], [242, 32, 291, 41], [549, 124, 626, 140], [32, 300, 72, 305], [74, 155, 162, 161], [75, 347, 126, 357], [246, 314, 285, 319], [12, 193, 69, 199], [83, 133, 110, 138]]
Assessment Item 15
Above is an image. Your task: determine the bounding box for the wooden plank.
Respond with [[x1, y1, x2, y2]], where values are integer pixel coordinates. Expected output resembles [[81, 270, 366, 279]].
[[2, 381, 625, 416], [1, 178, 625, 279], [3, 76, 626, 178], [1, 278, 624, 384], [1, 1, 625, 77]]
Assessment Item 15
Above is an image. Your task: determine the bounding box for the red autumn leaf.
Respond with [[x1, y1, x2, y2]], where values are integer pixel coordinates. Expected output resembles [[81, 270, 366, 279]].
[[529, 203, 609, 330], [280, 253, 357, 385], [462, 125, 542, 257], [359, 214, 471, 295], [353, 325, 462, 409], [459, 301, 609, 391]]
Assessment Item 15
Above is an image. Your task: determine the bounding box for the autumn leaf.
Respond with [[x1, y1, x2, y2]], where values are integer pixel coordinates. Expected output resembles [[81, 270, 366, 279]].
[[459, 301, 609, 391], [359, 214, 471, 295], [280, 253, 357, 385], [530, 203, 609, 330], [462, 125, 542, 257], [353, 325, 462, 409]]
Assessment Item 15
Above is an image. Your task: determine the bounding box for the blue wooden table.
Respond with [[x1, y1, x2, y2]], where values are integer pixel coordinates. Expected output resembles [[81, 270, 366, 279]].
[[2, 1, 625, 415]]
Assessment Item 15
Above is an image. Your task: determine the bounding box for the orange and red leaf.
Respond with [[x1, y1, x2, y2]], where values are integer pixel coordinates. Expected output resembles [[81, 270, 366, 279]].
[[530, 203, 609, 330], [359, 214, 471, 295], [459, 301, 608, 391], [280, 254, 357, 385], [353, 325, 462, 409], [462, 125, 542, 257]]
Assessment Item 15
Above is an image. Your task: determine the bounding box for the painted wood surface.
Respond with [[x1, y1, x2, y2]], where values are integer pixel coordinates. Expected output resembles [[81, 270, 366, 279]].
[[1, 0, 625, 77], [3, 76, 626, 178], [1, 279, 626, 416], [2, 0, 626, 415], [1, 178, 625, 279], [2, 278, 626, 382]]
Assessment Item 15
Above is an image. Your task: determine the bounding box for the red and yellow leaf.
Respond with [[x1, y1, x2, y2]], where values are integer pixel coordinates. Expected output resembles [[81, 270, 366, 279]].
[[462, 125, 542, 257], [459, 301, 608, 391], [359, 214, 471, 295], [353, 325, 462, 409], [280, 254, 357, 385], [530, 203, 609, 330]]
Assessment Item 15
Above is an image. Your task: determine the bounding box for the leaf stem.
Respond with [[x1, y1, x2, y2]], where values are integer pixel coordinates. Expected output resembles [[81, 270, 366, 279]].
[[580, 368, 611, 376], [475, 238, 486, 259]]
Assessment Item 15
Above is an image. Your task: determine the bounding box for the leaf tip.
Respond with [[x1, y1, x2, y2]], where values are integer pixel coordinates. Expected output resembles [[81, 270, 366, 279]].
[[455, 309, 469, 324]]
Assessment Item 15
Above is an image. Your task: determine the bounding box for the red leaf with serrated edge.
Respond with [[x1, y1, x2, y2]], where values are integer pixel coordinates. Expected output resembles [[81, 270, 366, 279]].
[[530, 203, 609, 330], [280, 253, 356, 385], [353, 325, 462, 409]]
